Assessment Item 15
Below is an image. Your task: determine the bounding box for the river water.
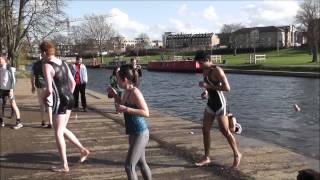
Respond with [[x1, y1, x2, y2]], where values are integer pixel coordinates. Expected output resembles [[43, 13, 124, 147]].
[[87, 68, 320, 160]]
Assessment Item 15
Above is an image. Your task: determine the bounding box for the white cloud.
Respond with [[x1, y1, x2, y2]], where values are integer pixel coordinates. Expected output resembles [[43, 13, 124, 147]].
[[168, 18, 209, 34], [240, 0, 300, 27], [106, 7, 219, 40], [109, 8, 175, 40], [201, 5, 218, 21], [109, 8, 150, 38]]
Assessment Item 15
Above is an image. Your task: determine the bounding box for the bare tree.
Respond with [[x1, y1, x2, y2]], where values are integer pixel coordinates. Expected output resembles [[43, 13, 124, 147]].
[[0, 2, 5, 50], [68, 25, 89, 55], [220, 23, 245, 34], [0, 0, 66, 67], [80, 14, 115, 64], [137, 33, 150, 47], [135, 33, 150, 56], [296, 0, 320, 62], [220, 23, 245, 55]]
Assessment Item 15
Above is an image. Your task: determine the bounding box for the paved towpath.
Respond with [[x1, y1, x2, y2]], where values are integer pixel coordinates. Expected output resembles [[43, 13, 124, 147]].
[[0, 79, 318, 180]]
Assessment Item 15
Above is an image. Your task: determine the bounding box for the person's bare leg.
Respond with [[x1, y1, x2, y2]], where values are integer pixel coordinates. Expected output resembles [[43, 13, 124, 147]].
[[217, 115, 241, 168], [228, 116, 236, 133], [38, 89, 46, 125], [63, 110, 90, 162], [47, 106, 53, 125], [10, 100, 21, 121], [195, 110, 214, 166], [52, 114, 69, 172], [39, 104, 46, 125]]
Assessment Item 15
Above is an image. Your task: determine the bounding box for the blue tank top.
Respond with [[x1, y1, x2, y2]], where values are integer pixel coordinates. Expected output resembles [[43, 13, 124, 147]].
[[123, 103, 148, 135]]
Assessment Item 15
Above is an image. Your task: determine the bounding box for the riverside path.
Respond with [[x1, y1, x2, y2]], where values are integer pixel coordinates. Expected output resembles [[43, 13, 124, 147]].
[[0, 79, 318, 180]]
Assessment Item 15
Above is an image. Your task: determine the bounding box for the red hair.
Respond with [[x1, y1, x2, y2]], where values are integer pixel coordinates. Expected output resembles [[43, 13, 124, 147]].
[[39, 41, 55, 56]]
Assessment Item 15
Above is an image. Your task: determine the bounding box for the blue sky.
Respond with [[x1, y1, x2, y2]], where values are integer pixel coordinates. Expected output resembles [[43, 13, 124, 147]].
[[65, 0, 301, 40]]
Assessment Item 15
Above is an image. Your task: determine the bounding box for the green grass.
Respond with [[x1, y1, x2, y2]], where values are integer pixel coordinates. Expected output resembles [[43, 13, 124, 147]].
[[83, 48, 319, 72], [222, 48, 319, 65]]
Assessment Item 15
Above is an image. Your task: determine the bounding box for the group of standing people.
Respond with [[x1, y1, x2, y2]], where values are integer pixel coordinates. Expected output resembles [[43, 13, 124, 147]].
[[106, 53, 242, 180], [2, 40, 242, 179], [30, 53, 88, 128]]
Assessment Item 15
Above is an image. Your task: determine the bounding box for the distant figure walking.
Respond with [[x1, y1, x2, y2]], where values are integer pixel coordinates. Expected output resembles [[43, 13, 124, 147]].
[[31, 57, 53, 128], [41, 41, 89, 172], [109, 66, 122, 97], [107, 64, 152, 180], [71, 56, 88, 112], [130, 58, 142, 87], [109, 66, 122, 113], [0, 52, 23, 129], [195, 54, 242, 168]]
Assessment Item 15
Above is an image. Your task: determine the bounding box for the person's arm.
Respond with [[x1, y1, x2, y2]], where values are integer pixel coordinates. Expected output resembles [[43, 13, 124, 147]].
[[117, 88, 149, 117], [199, 67, 230, 92], [30, 66, 36, 94], [8, 67, 16, 98], [82, 64, 88, 84], [43, 63, 54, 99], [67, 63, 76, 93], [107, 86, 121, 104], [201, 90, 208, 99]]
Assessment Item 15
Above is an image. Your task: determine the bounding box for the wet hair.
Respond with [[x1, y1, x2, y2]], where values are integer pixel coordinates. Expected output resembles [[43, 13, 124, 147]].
[[194, 50, 210, 61], [39, 41, 55, 56], [118, 64, 138, 85], [197, 54, 211, 62]]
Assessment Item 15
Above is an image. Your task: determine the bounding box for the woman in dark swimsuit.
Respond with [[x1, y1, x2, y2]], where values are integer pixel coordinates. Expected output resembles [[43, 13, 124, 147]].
[[41, 41, 90, 172], [195, 55, 241, 168]]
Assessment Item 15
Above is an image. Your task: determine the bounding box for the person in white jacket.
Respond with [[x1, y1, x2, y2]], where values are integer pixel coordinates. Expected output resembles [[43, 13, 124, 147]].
[[0, 52, 23, 129], [71, 56, 88, 112]]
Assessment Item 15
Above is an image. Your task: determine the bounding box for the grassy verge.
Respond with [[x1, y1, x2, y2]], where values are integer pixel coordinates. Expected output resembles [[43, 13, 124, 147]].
[[223, 64, 320, 72], [80, 48, 320, 72]]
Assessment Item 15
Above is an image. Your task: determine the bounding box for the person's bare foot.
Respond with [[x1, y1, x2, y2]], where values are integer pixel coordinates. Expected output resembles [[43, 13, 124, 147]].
[[51, 166, 69, 173], [195, 157, 211, 167], [232, 153, 242, 169], [79, 148, 90, 163]]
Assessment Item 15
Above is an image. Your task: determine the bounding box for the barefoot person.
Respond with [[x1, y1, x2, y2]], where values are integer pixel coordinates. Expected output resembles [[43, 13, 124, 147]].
[[107, 64, 152, 180], [195, 55, 241, 168], [41, 41, 89, 172]]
